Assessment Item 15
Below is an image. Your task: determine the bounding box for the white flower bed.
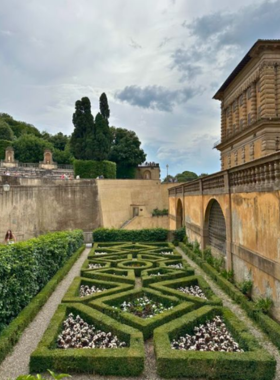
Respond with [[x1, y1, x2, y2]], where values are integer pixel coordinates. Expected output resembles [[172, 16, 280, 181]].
[[177, 285, 207, 299], [159, 251, 173, 255], [95, 252, 108, 256], [57, 313, 127, 349], [149, 272, 162, 277], [171, 316, 244, 352], [79, 285, 106, 297], [168, 263, 183, 269], [88, 263, 104, 269], [114, 296, 174, 319]]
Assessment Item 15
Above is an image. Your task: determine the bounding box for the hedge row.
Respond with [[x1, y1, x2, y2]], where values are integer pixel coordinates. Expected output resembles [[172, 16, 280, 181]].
[[73, 159, 116, 179], [90, 287, 194, 340], [154, 305, 276, 379], [0, 230, 84, 334], [0, 244, 85, 365], [179, 242, 280, 351], [30, 303, 144, 376], [93, 228, 168, 242]]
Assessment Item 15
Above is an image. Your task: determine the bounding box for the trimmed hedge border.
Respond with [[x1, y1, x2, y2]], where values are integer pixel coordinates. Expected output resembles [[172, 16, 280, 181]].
[[93, 228, 168, 242], [150, 275, 222, 307], [82, 267, 136, 284], [117, 260, 154, 277], [154, 305, 276, 379], [62, 276, 134, 304], [80, 258, 111, 276], [141, 268, 190, 287], [179, 242, 280, 351], [30, 303, 144, 376], [90, 287, 195, 340], [0, 244, 85, 365]]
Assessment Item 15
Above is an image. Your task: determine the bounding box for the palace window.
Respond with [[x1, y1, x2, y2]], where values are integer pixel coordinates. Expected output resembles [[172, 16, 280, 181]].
[[239, 119, 244, 129], [233, 100, 237, 112]]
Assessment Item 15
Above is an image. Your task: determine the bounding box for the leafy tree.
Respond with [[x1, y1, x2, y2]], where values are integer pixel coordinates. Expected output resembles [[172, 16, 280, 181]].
[[70, 97, 95, 160], [92, 113, 112, 161], [199, 173, 209, 178], [53, 147, 74, 164], [175, 170, 198, 182], [12, 134, 53, 163], [42, 131, 69, 151], [109, 127, 146, 178], [0, 113, 41, 138], [0, 119, 14, 140], [99, 92, 110, 120]]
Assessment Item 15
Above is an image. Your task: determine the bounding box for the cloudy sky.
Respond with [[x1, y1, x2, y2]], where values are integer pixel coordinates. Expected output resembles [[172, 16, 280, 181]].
[[1, 0, 280, 177]]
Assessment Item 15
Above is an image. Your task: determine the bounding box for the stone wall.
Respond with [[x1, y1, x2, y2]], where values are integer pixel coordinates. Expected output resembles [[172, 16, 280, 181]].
[[0, 176, 100, 241]]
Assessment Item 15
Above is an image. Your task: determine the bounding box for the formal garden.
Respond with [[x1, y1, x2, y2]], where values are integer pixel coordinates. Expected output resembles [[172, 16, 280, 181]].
[[0, 228, 279, 379]]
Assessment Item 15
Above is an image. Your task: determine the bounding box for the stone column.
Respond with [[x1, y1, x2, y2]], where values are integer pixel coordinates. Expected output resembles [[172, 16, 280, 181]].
[[242, 91, 247, 128], [221, 103, 227, 141], [251, 81, 257, 124], [260, 63, 277, 118], [276, 63, 280, 117]]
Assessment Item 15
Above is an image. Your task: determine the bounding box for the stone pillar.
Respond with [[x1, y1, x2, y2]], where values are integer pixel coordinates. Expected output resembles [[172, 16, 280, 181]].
[[251, 81, 257, 124], [260, 63, 277, 118], [221, 103, 226, 141], [228, 106, 233, 135], [276, 63, 280, 117], [242, 91, 247, 128], [224, 171, 233, 271]]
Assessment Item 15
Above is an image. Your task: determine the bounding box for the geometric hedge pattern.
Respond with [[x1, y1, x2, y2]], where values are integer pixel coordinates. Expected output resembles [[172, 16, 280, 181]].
[[30, 242, 276, 378]]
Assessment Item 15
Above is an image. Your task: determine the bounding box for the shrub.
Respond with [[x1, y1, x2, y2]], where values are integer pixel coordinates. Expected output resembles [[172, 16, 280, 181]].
[[221, 269, 234, 283], [152, 208, 169, 217], [238, 280, 253, 297], [92, 228, 168, 242], [255, 297, 274, 314], [73, 159, 116, 179], [0, 230, 83, 334], [173, 227, 186, 242], [12, 370, 71, 379]]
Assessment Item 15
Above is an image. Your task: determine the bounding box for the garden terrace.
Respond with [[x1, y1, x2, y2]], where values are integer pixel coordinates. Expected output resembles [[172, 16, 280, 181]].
[[154, 305, 276, 379]]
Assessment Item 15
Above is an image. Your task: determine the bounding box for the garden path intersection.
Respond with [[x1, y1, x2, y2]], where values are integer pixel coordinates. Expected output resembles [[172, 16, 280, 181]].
[[0, 243, 280, 379]]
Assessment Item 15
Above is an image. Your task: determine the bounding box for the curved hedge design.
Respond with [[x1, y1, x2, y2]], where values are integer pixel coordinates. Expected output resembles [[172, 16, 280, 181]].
[[30, 242, 276, 378]]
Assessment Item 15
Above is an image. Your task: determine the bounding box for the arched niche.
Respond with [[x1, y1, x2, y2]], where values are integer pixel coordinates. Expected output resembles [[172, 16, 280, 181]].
[[176, 198, 183, 229], [204, 199, 226, 255]]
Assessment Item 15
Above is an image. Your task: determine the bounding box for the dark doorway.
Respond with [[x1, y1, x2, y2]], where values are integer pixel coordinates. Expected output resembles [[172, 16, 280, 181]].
[[176, 199, 183, 229]]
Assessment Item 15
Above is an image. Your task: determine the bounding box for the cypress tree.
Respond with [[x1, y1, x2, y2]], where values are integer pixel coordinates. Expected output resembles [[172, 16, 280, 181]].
[[99, 93, 110, 120], [70, 97, 95, 159], [93, 112, 112, 161]]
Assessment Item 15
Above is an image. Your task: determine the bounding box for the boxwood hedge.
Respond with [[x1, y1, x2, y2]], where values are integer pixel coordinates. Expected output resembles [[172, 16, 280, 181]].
[[154, 306, 276, 379], [30, 303, 144, 376], [0, 230, 83, 334], [93, 228, 168, 242]]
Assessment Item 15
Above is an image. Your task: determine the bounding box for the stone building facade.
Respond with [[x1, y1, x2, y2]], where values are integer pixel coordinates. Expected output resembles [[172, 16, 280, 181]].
[[214, 40, 280, 170]]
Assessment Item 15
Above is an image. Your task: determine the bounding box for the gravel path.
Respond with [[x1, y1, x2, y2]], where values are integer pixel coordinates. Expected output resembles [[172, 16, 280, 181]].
[[0, 247, 91, 380], [1, 246, 280, 380]]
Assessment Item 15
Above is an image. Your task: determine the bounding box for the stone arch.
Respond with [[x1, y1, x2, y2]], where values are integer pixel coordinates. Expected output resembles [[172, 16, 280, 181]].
[[143, 170, 151, 179], [204, 199, 226, 255], [176, 198, 183, 229]]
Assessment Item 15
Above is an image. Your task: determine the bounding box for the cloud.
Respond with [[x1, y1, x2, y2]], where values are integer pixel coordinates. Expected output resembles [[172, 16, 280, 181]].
[[129, 38, 142, 49], [115, 85, 201, 112], [172, 0, 280, 82]]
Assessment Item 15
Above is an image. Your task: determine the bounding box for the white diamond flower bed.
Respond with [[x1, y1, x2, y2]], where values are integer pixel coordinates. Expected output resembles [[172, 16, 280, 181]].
[[149, 272, 163, 277], [177, 285, 207, 300], [159, 251, 173, 255], [115, 296, 174, 319], [57, 313, 127, 349], [88, 263, 105, 269], [95, 252, 108, 255], [79, 284, 106, 297], [171, 315, 244, 352]]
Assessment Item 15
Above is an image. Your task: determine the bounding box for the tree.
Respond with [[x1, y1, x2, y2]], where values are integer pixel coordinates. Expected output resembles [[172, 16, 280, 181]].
[[0, 113, 41, 138], [99, 93, 110, 120], [92, 113, 112, 161], [42, 131, 69, 151], [0, 120, 14, 140], [175, 170, 198, 182], [12, 134, 53, 163], [109, 127, 146, 178], [70, 97, 95, 160]]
